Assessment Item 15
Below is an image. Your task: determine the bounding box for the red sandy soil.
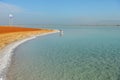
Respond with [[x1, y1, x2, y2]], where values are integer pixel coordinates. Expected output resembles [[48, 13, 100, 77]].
[[0, 26, 57, 50], [0, 26, 43, 34]]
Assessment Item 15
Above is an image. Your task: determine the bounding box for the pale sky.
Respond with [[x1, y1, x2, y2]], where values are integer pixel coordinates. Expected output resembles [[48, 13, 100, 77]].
[[0, 0, 120, 25]]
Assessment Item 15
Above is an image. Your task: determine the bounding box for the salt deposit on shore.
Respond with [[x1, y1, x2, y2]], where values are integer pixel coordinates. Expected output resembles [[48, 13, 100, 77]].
[[0, 31, 58, 80], [0, 26, 59, 80]]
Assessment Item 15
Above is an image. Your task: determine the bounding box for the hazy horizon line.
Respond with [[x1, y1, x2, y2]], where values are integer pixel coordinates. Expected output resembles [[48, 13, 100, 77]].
[[1, 24, 120, 26]]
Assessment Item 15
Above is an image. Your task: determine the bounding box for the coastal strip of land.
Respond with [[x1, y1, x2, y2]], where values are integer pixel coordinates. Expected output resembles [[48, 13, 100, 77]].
[[0, 26, 59, 79], [0, 26, 58, 50]]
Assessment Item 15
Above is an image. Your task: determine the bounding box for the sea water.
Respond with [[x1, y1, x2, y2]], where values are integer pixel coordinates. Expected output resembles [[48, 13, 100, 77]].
[[7, 26, 120, 80]]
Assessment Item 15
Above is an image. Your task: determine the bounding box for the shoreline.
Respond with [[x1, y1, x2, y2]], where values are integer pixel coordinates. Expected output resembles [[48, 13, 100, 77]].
[[0, 31, 59, 80]]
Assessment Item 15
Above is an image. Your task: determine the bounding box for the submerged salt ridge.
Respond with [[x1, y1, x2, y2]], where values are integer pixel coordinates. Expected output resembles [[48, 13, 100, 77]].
[[0, 36, 36, 80], [0, 31, 58, 80]]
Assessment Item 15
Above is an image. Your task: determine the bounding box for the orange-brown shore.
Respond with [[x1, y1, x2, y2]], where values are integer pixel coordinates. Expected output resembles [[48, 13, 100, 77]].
[[0, 26, 58, 50]]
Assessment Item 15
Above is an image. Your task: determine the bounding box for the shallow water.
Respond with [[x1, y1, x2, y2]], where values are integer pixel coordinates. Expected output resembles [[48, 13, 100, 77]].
[[7, 26, 120, 80]]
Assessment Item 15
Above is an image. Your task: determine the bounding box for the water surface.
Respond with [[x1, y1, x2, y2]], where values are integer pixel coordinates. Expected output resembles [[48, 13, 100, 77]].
[[7, 26, 120, 80]]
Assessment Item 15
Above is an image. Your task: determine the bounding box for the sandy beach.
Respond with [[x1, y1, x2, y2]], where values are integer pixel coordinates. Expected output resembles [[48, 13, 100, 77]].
[[0, 26, 58, 50], [0, 26, 58, 79]]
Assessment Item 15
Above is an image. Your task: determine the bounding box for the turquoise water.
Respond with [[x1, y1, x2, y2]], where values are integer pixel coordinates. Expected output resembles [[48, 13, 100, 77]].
[[7, 27, 120, 80]]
